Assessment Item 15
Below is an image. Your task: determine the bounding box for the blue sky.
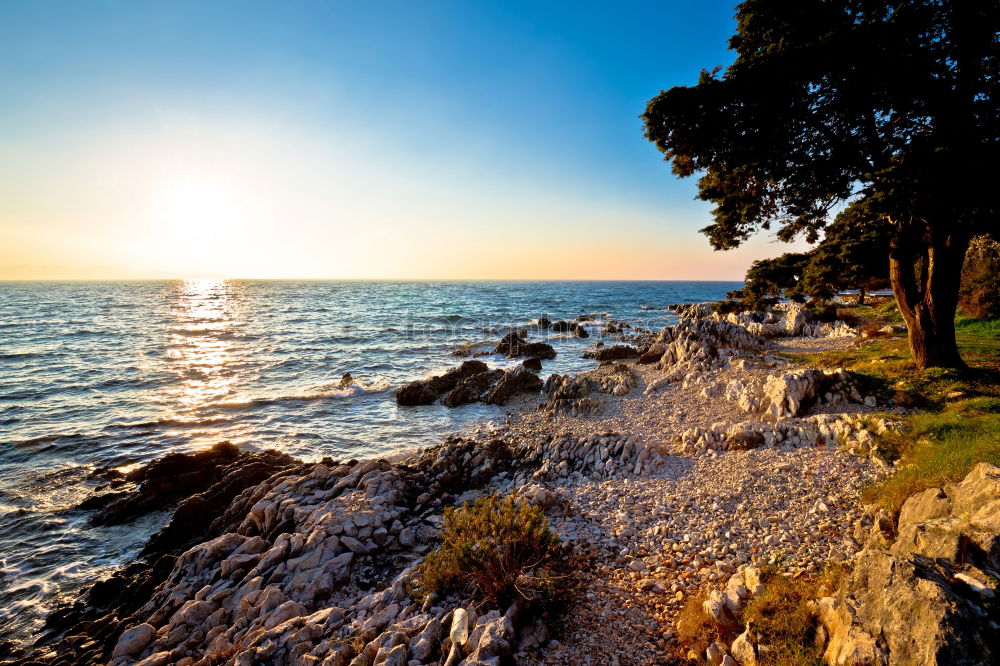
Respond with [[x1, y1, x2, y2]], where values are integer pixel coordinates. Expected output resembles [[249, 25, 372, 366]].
[[0, 1, 806, 279]]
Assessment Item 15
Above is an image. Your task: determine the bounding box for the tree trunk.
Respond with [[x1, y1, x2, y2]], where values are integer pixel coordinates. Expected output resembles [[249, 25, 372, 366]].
[[857, 286, 866, 306], [888, 224, 969, 370]]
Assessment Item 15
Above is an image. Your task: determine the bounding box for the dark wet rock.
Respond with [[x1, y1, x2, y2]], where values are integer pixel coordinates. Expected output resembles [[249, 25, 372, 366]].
[[399, 359, 542, 409], [483, 366, 544, 405], [86, 442, 294, 530], [75, 490, 129, 511], [492, 332, 556, 360], [339, 372, 354, 387], [582, 344, 640, 361], [550, 320, 590, 338], [395, 381, 439, 406], [140, 450, 299, 557], [521, 341, 557, 358], [441, 369, 504, 407], [536, 317, 552, 329], [396, 360, 489, 406], [522, 357, 542, 372], [21, 445, 304, 666]]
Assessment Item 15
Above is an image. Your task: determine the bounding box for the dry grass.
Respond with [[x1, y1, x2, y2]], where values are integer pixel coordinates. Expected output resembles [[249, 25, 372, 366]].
[[741, 574, 823, 666], [675, 590, 715, 659]]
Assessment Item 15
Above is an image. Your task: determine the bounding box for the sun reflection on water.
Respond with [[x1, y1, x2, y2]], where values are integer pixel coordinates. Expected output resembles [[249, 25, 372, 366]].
[[167, 279, 239, 408]]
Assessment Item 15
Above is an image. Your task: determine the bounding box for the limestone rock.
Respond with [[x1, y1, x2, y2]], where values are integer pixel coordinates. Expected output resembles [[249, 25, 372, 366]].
[[897, 487, 952, 530], [845, 548, 994, 664], [111, 623, 156, 658], [729, 624, 756, 666]]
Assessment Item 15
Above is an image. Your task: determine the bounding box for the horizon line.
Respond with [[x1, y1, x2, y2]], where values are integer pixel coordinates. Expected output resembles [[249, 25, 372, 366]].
[[0, 277, 746, 283]]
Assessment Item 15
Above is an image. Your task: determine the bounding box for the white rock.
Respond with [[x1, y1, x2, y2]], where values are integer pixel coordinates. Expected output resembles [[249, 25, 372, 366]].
[[111, 623, 156, 659]]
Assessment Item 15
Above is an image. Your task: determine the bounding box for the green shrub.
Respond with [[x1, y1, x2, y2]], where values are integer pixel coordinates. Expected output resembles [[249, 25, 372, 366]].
[[712, 299, 750, 315], [959, 235, 1000, 319], [419, 495, 564, 607]]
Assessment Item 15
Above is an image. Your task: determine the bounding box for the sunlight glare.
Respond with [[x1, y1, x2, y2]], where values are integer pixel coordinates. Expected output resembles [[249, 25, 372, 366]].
[[146, 171, 246, 272]]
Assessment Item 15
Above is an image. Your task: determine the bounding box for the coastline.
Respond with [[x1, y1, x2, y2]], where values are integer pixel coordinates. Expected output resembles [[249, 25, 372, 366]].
[[6, 299, 997, 665]]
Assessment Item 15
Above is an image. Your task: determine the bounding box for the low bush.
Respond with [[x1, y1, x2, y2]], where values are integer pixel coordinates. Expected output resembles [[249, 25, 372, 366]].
[[712, 299, 749, 316], [418, 495, 569, 608]]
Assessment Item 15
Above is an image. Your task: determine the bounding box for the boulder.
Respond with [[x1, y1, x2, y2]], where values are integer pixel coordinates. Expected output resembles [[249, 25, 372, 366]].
[[822, 464, 1000, 665], [110, 623, 155, 658], [729, 624, 756, 665], [897, 487, 952, 530], [482, 366, 543, 405], [492, 332, 556, 359], [441, 370, 504, 408], [950, 462, 1000, 522], [395, 382, 439, 406], [637, 343, 666, 364], [891, 517, 968, 562], [842, 549, 995, 664], [521, 357, 543, 372], [726, 430, 765, 451], [396, 361, 491, 406], [464, 614, 514, 663], [582, 344, 640, 361], [551, 320, 589, 337]]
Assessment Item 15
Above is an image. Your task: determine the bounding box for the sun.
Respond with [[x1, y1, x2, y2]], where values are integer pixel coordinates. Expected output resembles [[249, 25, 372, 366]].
[[159, 176, 241, 239], [146, 171, 246, 271]]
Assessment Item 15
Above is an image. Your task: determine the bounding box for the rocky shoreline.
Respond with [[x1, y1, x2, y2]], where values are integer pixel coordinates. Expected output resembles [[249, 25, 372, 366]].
[[6, 301, 997, 665]]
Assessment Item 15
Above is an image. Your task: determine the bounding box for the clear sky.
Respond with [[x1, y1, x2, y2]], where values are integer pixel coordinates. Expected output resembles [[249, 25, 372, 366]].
[[0, 1, 807, 280]]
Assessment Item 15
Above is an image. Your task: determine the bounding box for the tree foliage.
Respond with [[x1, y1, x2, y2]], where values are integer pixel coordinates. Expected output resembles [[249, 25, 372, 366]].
[[959, 234, 1000, 319], [643, 0, 1000, 368], [732, 217, 891, 310], [731, 252, 812, 309]]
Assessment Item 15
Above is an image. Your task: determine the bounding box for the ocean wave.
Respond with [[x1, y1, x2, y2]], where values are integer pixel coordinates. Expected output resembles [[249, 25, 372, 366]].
[[213, 378, 392, 411], [106, 416, 233, 431], [0, 352, 40, 360], [13, 432, 87, 448], [169, 327, 226, 337]]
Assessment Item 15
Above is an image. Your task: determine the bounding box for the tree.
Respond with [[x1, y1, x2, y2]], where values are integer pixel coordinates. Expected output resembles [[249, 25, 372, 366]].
[[732, 217, 889, 309], [735, 251, 812, 309], [642, 0, 999, 369], [800, 213, 892, 305]]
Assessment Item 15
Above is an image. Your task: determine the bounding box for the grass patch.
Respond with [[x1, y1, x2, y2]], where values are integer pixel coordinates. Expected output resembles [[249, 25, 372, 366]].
[[675, 591, 714, 658], [956, 316, 1000, 338], [862, 409, 1000, 514], [417, 495, 572, 609], [790, 317, 1000, 409], [791, 313, 1000, 515], [741, 573, 824, 666]]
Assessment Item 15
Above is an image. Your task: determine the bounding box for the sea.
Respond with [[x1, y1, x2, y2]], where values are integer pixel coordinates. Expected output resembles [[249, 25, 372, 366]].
[[0, 279, 739, 648]]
